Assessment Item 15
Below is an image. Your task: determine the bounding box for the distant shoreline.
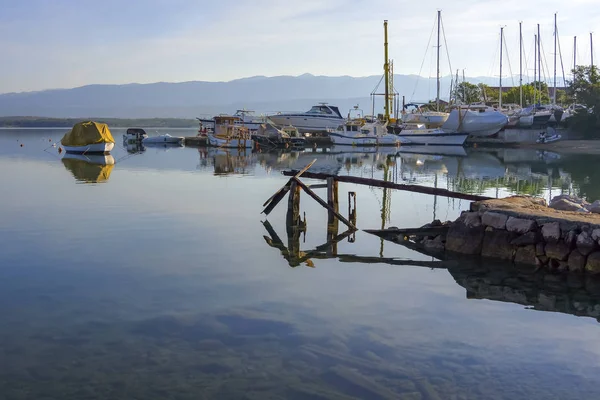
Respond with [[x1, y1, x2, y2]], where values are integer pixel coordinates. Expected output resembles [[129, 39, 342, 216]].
[[0, 117, 198, 128]]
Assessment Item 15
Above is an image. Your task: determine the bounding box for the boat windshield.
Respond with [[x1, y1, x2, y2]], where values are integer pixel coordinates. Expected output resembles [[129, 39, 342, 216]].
[[307, 106, 333, 115]]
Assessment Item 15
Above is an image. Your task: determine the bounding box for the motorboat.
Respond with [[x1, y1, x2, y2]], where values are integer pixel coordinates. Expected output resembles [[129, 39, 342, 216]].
[[123, 128, 148, 142], [252, 125, 306, 148], [60, 121, 115, 154], [142, 134, 185, 145], [329, 119, 400, 146], [401, 103, 449, 128], [441, 105, 508, 137], [267, 103, 345, 132]]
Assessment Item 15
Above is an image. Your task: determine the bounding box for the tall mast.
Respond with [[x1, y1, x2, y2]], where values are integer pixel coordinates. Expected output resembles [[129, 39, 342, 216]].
[[383, 20, 390, 122], [538, 24, 541, 104], [574, 36, 577, 76], [534, 34, 537, 105], [436, 10, 441, 111], [519, 21, 523, 107], [499, 27, 504, 109], [553, 13, 557, 104], [591, 32, 594, 69]]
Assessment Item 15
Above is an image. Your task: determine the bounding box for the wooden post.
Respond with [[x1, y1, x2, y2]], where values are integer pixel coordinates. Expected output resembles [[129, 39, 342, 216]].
[[326, 178, 340, 256], [285, 180, 302, 267]]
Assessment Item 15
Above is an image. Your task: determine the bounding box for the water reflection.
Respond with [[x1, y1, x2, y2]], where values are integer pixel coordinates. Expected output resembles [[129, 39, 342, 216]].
[[61, 153, 115, 184], [198, 147, 257, 176]]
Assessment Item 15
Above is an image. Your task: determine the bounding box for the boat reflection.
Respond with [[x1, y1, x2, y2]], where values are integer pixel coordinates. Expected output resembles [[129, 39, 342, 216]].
[[61, 153, 115, 184], [197, 147, 257, 176], [125, 140, 146, 154]]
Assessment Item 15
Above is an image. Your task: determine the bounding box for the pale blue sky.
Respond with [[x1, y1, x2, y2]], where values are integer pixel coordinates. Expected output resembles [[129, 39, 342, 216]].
[[1, 0, 599, 93]]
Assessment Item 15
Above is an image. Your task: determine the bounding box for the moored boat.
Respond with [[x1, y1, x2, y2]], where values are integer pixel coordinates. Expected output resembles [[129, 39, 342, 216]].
[[329, 118, 400, 146], [206, 116, 253, 148], [441, 106, 508, 137], [123, 128, 148, 142], [268, 103, 344, 132], [60, 121, 116, 154], [142, 134, 185, 145]]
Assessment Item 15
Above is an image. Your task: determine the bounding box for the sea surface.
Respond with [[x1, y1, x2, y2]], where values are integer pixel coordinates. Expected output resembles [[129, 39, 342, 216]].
[[2, 128, 600, 399]]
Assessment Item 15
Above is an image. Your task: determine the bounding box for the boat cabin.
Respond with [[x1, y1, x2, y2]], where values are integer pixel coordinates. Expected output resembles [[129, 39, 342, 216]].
[[125, 128, 148, 140], [306, 104, 343, 118]]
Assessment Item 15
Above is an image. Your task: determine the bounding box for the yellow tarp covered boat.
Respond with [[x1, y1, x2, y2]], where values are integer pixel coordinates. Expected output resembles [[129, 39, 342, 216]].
[[60, 121, 115, 153]]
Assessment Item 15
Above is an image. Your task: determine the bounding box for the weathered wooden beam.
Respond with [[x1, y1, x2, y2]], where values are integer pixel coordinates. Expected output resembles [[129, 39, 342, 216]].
[[261, 184, 290, 215], [282, 170, 492, 202], [262, 159, 316, 207], [292, 177, 357, 230], [307, 183, 328, 189]]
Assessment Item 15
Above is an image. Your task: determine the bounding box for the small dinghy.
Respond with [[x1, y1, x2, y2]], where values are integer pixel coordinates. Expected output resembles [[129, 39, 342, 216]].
[[536, 132, 562, 144]]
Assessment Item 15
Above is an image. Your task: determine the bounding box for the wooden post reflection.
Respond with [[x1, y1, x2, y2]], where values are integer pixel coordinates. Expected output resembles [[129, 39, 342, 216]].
[[326, 177, 340, 256]]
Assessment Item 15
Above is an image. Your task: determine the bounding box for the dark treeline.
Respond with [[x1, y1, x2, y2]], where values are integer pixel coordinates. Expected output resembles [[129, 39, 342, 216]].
[[0, 117, 198, 128]]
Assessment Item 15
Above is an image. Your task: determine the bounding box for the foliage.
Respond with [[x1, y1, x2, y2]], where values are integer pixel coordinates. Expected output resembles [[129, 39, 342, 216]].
[[502, 82, 550, 106], [0, 116, 198, 128], [478, 84, 497, 103], [566, 66, 600, 136], [452, 82, 481, 104]]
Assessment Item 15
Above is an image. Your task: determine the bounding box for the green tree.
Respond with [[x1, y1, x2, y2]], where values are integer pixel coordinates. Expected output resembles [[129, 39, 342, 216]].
[[453, 82, 481, 104], [478, 84, 497, 103], [566, 65, 600, 135], [502, 82, 549, 106]]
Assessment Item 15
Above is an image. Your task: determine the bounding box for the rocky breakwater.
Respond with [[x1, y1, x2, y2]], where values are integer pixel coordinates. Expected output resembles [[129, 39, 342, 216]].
[[416, 195, 600, 274]]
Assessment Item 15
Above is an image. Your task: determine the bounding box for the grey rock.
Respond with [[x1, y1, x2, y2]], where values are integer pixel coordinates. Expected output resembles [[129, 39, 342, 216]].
[[506, 217, 537, 234], [463, 212, 482, 228], [557, 261, 569, 272], [564, 230, 578, 247], [542, 222, 561, 242], [536, 255, 549, 266], [591, 229, 600, 242], [514, 245, 537, 265], [550, 194, 590, 208], [481, 229, 516, 261], [545, 242, 571, 261], [585, 252, 600, 274], [446, 216, 485, 255], [511, 231, 542, 246], [568, 250, 587, 272], [482, 211, 508, 229], [550, 198, 586, 212], [536, 242, 546, 256], [423, 238, 445, 251], [576, 231, 597, 256], [586, 200, 600, 214]]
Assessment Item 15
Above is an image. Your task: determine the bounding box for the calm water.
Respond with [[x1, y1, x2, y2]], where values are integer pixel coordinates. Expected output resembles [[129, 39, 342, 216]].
[[2, 128, 600, 399]]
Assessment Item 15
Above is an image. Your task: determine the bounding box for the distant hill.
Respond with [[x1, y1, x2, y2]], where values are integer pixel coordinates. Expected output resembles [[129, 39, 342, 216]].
[[0, 74, 501, 118], [0, 116, 198, 128]]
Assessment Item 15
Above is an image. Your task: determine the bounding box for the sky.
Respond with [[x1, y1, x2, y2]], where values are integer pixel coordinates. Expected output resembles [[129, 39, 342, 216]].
[[1, 0, 599, 93]]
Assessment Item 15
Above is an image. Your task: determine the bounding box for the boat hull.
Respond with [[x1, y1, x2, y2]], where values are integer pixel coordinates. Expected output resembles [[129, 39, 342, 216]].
[[397, 131, 468, 146], [61, 142, 115, 154], [329, 132, 400, 147], [143, 136, 184, 145], [442, 109, 508, 137], [268, 115, 344, 132], [207, 134, 253, 148]]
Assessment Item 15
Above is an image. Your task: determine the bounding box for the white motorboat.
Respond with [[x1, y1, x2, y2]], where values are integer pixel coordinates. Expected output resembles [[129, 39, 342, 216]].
[[536, 132, 562, 144], [123, 128, 148, 142], [441, 106, 508, 137], [329, 118, 400, 146], [268, 103, 345, 132], [402, 103, 449, 128], [60, 121, 116, 154], [142, 134, 185, 145]]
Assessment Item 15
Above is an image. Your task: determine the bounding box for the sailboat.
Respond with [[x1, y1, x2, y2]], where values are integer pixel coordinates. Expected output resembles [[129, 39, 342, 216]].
[[401, 11, 449, 128]]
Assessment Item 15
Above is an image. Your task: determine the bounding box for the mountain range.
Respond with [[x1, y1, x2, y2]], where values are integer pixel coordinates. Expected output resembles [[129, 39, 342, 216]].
[[0, 74, 503, 118]]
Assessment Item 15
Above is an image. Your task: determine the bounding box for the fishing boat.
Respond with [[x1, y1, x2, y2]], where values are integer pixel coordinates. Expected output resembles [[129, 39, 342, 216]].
[[268, 103, 345, 132], [123, 128, 148, 142], [142, 134, 185, 145], [206, 115, 253, 148], [60, 121, 115, 154]]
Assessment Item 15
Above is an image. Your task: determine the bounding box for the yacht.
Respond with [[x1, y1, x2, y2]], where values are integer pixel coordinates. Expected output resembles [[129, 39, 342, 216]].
[[268, 103, 344, 132]]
